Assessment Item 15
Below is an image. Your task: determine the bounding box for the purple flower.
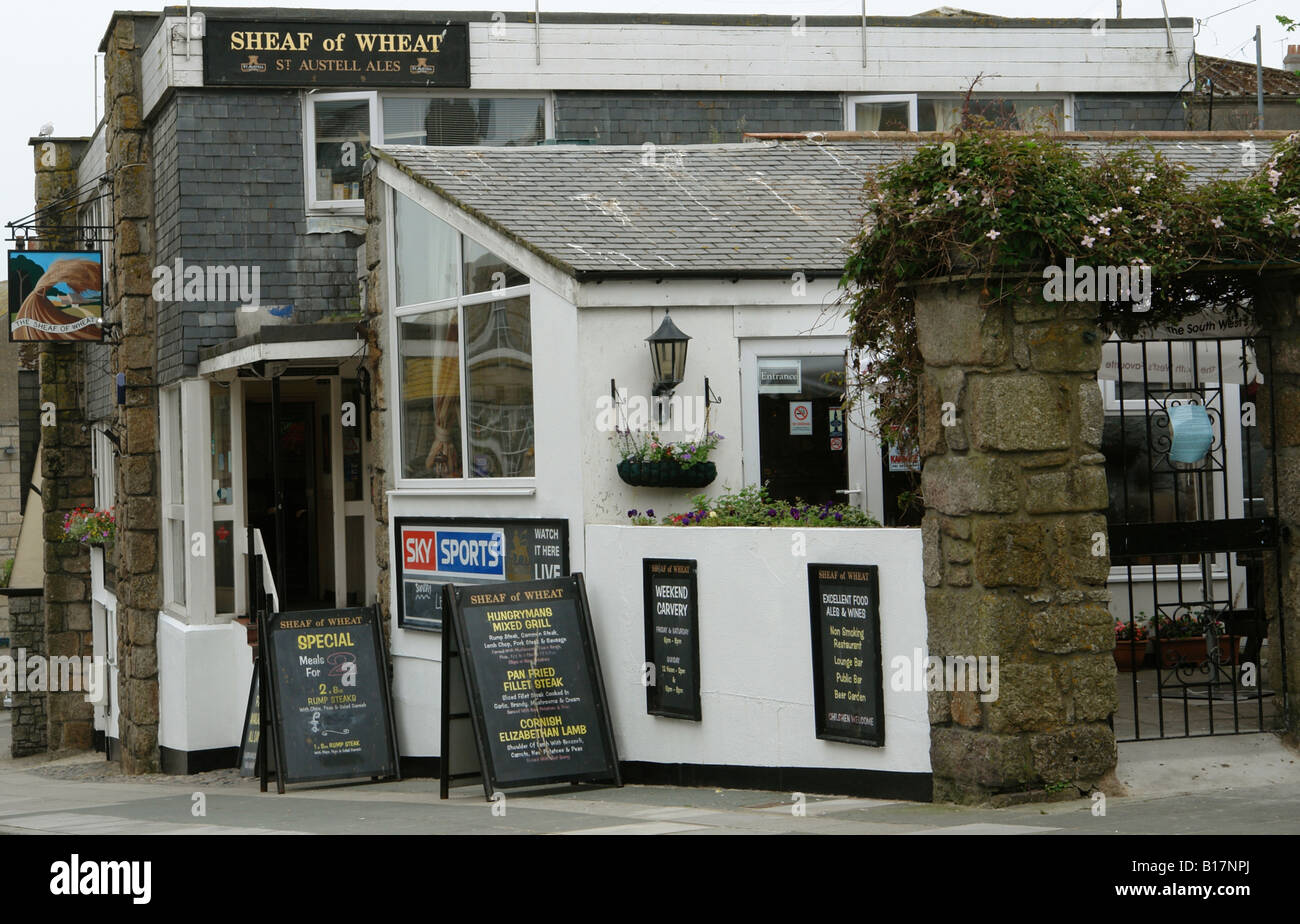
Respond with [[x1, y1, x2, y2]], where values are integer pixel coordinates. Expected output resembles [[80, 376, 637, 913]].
[[766, 508, 777, 516], [646, 509, 654, 517], [627, 509, 636, 518], [834, 512, 844, 521], [791, 508, 801, 520]]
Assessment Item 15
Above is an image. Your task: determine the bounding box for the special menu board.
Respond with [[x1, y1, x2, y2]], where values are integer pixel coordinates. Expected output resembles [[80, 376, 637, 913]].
[[263, 606, 400, 785], [443, 575, 620, 794], [808, 563, 885, 747], [643, 559, 701, 721], [395, 517, 569, 632]]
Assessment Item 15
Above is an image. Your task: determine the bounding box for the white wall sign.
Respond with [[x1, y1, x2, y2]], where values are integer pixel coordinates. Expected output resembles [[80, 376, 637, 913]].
[[790, 401, 813, 435]]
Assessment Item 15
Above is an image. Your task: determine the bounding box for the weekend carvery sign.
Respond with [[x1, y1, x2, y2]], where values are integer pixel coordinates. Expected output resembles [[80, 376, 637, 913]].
[[395, 517, 569, 631], [441, 575, 620, 798], [262, 605, 400, 787], [203, 20, 470, 87]]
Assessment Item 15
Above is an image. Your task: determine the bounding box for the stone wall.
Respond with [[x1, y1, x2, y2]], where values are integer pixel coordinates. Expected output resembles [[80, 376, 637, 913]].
[[917, 283, 1115, 804], [7, 593, 47, 756], [1073, 94, 1185, 131], [1256, 279, 1300, 734], [107, 15, 162, 773]]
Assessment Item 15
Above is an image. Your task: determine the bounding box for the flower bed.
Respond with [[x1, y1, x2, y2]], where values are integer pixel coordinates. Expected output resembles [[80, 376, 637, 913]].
[[628, 484, 881, 527]]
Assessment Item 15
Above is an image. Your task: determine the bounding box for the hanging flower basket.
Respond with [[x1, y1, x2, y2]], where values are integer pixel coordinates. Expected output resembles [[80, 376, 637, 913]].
[[617, 459, 717, 488]]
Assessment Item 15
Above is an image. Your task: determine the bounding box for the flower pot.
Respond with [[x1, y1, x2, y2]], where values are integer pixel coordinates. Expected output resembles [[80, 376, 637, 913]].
[[617, 459, 717, 488], [1154, 635, 1238, 669], [1113, 642, 1148, 672]]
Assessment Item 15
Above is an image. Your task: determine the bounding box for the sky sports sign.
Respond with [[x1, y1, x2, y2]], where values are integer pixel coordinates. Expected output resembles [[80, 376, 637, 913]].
[[394, 518, 569, 632], [404, 526, 506, 580]]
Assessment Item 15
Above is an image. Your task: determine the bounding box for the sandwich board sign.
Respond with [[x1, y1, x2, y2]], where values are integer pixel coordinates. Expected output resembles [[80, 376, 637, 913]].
[[440, 574, 621, 800]]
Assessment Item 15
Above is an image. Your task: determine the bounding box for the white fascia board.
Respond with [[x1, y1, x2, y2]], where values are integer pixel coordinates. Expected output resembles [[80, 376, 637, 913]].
[[196, 338, 363, 377]]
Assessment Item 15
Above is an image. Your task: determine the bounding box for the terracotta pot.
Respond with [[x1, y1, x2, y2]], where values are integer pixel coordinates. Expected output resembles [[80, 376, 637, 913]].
[[1113, 642, 1148, 672], [1154, 635, 1238, 669]]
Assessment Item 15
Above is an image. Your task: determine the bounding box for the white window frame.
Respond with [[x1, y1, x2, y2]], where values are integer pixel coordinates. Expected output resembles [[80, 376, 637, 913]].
[[160, 381, 218, 622], [160, 386, 187, 616], [845, 94, 918, 132], [303, 90, 382, 214], [305, 90, 553, 216], [387, 186, 536, 493]]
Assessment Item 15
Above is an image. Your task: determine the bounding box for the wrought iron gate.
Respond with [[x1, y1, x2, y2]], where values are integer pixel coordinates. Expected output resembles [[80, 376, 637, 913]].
[[1103, 335, 1288, 740]]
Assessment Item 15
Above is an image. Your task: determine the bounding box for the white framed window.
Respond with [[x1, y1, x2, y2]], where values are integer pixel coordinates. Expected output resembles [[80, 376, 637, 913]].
[[846, 93, 1070, 132], [846, 95, 917, 132], [304, 91, 381, 212], [304, 91, 551, 214], [160, 386, 187, 613], [388, 189, 535, 488]]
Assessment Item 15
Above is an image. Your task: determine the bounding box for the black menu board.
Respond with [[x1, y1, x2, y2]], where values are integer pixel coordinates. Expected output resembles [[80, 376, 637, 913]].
[[263, 605, 400, 785], [643, 559, 702, 721], [395, 517, 569, 631], [443, 575, 620, 795], [238, 666, 261, 778], [808, 563, 885, 747]]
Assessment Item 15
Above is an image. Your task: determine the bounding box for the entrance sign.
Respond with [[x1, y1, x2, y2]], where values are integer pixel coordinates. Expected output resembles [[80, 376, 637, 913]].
[[643, 559, 702, 721], [440, 575, 620, 798], [808, 564, 884, 747], [7, 251, 103, 342], [395, 517, 570, 631], [262, 605, 400, 786], [204, 21, 470, 87], [758, 358, 802, 393]]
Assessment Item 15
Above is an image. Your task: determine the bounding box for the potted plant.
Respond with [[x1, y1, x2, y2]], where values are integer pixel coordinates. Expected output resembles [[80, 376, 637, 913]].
[[1113, 619, 1149, 672], [61, 505, 116, 547], [1153, 609, 1237, 669], [614, 427, 723, 488]]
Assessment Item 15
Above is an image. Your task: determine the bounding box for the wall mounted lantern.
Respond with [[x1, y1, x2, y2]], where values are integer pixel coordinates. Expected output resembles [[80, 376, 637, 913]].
[[646, 309, 690, 397]]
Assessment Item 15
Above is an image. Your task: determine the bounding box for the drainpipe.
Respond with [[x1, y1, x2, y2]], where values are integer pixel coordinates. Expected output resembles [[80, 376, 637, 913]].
[[1158, 0, 1174, 55], [1256, 25, 1266, 129]]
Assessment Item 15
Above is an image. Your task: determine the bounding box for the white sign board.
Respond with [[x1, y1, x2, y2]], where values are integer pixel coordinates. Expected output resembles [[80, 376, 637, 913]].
[[789, 401, 813, 435], [758, 359, 802, 394]]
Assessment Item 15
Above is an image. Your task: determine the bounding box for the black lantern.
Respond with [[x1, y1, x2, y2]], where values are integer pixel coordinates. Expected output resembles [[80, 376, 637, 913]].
[[646, 309, 690, 397]]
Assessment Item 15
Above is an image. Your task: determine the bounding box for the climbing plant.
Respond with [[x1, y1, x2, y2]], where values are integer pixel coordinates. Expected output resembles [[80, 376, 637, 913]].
[[839, 126, 1300, 444]]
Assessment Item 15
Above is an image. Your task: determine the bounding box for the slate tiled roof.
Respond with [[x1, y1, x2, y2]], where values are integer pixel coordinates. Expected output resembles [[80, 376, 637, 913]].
[[373, 135, 1283, 280], [1195, 54, 1300, 98]]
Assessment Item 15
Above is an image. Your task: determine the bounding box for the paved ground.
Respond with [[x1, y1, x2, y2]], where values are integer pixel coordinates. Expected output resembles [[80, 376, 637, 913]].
[[1, 713, 1297, 834]]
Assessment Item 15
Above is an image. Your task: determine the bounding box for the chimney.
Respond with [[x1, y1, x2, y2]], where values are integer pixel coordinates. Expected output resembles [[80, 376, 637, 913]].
[[1285, 44, 1300, 72]]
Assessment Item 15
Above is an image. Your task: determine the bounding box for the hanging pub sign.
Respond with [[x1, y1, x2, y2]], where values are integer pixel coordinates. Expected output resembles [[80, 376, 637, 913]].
[[261, 605, 400, 788], [395, 517, 569, 631], [643, 559, 702, 721], [808, 563, 885, 747], [7, 251, 103, 342], [203, 20, 470, 87], [441, 575, 621, 799]]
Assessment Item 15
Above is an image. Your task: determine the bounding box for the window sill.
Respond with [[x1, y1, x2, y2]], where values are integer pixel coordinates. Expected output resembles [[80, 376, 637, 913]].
[[390, 482, 537, 497], [306, 214, 367, 235]]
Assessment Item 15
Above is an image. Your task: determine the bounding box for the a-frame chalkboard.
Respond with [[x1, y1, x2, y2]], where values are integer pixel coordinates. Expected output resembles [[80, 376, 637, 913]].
[[260, 605, 401, 789], [440, 574, 621, 800]]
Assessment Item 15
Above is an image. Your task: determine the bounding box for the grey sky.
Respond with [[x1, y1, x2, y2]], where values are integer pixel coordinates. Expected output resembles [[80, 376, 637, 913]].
[[1, 0, 1293, 234]]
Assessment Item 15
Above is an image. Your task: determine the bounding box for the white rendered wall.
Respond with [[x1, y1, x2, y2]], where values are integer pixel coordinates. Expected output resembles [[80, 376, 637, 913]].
[[157, 612, 253, 753], [584, 524, 930, 774]]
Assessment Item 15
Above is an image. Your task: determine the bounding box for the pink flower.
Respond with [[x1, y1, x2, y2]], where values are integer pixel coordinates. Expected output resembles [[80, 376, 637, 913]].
[[1211, 216, 1224, 228], [1081, 235, 1096, 248], [985, 229, 1000, 240]]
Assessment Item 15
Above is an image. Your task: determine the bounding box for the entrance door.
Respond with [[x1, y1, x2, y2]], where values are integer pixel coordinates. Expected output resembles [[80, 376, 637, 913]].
[[246, 402, 318, 608], [741, 342, 879, 516]]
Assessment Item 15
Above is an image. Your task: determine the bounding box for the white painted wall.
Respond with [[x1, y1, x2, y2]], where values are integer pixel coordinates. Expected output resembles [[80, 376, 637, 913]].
[[585, 524, 930, 773], [157, 612, 253, 753], [157, 18, 1192, 99]]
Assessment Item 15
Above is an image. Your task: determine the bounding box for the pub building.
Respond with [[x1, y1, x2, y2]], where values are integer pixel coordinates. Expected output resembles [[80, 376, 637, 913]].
[[13, 6, 1211, 790]]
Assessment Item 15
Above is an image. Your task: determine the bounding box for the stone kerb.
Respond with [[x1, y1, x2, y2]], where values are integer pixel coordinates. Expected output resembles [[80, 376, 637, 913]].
[[916, 283, 1115, 804]]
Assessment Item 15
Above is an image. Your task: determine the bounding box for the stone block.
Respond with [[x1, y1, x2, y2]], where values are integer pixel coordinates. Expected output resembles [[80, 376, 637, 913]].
[[921, 455, 1020, 517], [983, 661, 1065, 733], [1067, 654, 1119, 722], [125, 531, 156, 574], [1051, 515, 1111, 586], [922, 514, 942, 587], [930, 726, 1035, 788], [970, 375, 1071, 451], [915, 288, 1006, 367], [1029, 603, 1114, 654], [1025, 466, 1108, 514], [1028, 724, 1116, 784], [974, 520, 1046, 588], [1078, 380, 1104, 448]]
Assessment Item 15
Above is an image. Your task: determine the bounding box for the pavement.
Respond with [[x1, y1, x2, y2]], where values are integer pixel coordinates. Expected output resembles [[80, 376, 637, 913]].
[[0, 713, 1297, 834]]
